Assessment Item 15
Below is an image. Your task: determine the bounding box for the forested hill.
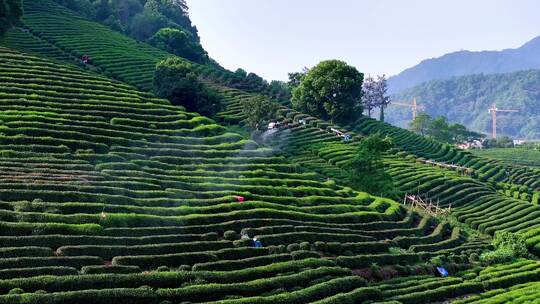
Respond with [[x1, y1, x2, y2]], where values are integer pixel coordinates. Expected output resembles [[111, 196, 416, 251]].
[[388, 69, 540, 139], [51, 0, 208, 63], [388, 35, 540, 93]]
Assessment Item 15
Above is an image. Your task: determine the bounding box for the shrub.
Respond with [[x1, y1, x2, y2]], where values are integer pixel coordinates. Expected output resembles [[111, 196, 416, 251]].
[[8, 288, 23, 294], [287, 244, 300, 252], [178, 265, 192, 272], [223, 230, 239, 241], [313, 241, 327, 252], [480, 248, 515, 265], [299, 242, 311, 251], [429, 255, 444, 266], [480, 231, 529, 265], [157, 266, 169, 272], [492, 231, 528, 257]]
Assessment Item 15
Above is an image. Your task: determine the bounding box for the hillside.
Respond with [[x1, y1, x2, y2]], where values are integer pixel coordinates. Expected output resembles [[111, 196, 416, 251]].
[[387, 69, 540, 139], [1, 0, 540, 303], [0, 47, 536, 303], [0, 47, 408, 303], [388, 35, 540, 93]]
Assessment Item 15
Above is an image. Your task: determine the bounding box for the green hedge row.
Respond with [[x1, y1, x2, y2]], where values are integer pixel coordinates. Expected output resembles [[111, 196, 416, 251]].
[[192, 253, 293, 271], [336, 253, 423, 268], [112, 252, 217, 269], [0, 267, 78, 280], [57, 241, 232, 260], [0, 258, 334, 294]]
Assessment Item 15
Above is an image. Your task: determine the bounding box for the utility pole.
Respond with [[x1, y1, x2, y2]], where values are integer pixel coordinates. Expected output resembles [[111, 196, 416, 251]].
[[488, 104, 519, 139]]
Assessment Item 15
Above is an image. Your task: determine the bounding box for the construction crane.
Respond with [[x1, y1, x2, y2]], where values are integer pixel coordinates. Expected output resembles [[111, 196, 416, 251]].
[[488, 104, 519, 139], [392, 98, 426, 120]]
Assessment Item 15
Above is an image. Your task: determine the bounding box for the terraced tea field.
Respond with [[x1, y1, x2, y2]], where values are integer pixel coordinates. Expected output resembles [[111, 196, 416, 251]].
[[206, 88, 540, 255], [16, 0, 539, 194], [1, 0, 540, 302], [472, 147, 540, 168], [0, 47, 494, 303]]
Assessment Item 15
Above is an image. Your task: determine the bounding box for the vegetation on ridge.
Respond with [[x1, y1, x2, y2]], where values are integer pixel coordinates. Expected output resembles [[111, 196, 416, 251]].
[[51, 0, 207, 63], [409, 113, 485, 145], [153, 57, 222, 116], [0, 0, 22, 36]]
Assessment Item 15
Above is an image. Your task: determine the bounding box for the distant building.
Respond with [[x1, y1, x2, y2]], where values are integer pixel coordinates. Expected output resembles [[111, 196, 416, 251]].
[[513, 139, 526, 146], [457, 140, 483, 150]]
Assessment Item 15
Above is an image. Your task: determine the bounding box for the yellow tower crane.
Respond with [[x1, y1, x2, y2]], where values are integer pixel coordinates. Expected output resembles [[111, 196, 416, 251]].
[[392, 98, 426, 120], [488, 104, 519, 139]]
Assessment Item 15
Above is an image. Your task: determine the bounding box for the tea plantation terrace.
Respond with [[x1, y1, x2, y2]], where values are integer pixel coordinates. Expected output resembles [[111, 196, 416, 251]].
[[0, 47, 490, 303], [206, 87, 540, 256], [1, 1, 540, 302]]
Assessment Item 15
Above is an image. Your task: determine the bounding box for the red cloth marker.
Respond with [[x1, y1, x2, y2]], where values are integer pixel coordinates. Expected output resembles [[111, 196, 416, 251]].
[[233, 195, 245, 202]]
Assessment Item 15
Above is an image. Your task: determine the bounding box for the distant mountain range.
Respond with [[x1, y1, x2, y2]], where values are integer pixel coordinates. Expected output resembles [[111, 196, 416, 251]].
[[385, 35, 540, 139], [387, 69, 540, 139], [388, 36, 540, 94]]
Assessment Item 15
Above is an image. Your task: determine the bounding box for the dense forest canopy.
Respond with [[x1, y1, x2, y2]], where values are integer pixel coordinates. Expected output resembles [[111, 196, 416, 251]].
[[0, 0, 23, 36], [53, 0, 208, 63]]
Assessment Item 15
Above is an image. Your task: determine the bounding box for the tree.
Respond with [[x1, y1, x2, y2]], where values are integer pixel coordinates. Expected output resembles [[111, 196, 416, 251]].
[[409, 113, 432, 136], [116, 0, 143, 24], [148, 27, 207, 63], [484, 136, 514, 148], [234, 68, 247, 78], [156, 0, 198, 39], [361, 75, 377, 118], [287, 67, 309, 88], [242, 96, 279, 130], [448, 123, 485, 144], [268, 80, 289, 98], [362, 74, 391, 120], [375, 75, 391, 121], [95, 0, 113, 22], [0, 0, 23, 36], [410, 113, 486, 144], [153, 57, 221, 116], [429, 116, 453, 143], [349, 134, 397, 198], [129, 9, 169, 41], [291, 60, 363, 124]]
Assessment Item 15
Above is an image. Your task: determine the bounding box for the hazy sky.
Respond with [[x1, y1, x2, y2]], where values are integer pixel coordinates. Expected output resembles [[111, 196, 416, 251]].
[[187, 0, 540, 81]]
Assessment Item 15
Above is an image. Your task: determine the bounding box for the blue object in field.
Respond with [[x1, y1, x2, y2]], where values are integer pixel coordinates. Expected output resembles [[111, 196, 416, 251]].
[[253, 239, 263, 248], [436, 266, 449, 277]]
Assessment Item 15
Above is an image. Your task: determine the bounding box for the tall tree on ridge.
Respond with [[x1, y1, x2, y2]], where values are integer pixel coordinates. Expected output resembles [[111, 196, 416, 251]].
[[291, 60, 363, 124], [375, 74, 391, 122], [361, 75, 377, 118]]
